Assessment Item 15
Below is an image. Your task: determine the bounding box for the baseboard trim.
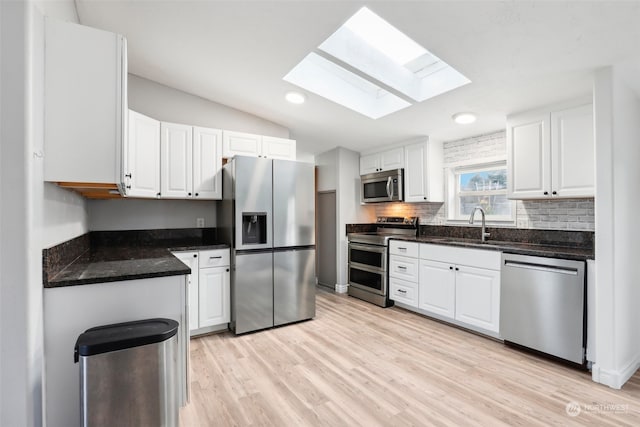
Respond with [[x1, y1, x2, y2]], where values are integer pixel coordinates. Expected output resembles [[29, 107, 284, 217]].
[[335, 283, 348, 294], [592, 354, 640, 389]]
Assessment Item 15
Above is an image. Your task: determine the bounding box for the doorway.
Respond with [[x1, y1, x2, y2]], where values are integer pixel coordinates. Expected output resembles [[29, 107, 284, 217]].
[[317, 191, 337, 290]]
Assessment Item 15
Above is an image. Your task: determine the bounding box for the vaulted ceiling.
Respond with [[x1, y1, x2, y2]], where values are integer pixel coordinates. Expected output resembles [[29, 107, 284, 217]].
[[76, 1, 640, 157]]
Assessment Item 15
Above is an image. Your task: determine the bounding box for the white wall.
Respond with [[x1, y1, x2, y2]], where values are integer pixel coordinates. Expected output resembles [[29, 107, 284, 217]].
[[314, 147, 374, 292], [88, 199, 216, 231], [0, 1, 86, 425], [336, 147, 375, 290], [593, 63, 640, 389]]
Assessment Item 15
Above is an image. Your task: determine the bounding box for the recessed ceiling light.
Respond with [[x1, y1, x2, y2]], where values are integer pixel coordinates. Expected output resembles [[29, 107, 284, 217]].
[[285, 91, 306, 104], [452, 112, 477, 124]]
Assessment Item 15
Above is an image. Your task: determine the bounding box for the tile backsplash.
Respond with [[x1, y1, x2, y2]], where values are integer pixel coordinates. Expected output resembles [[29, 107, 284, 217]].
[[374, 130, 595, 231]]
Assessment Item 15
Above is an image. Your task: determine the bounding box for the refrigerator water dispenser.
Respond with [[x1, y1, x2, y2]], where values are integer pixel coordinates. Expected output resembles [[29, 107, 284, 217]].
[[242, 212, 267, 245]]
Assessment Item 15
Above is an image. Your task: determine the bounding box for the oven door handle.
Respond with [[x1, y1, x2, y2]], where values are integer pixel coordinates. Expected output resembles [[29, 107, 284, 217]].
[[386, 176, 392, 199], [349, 243, 387, 253]]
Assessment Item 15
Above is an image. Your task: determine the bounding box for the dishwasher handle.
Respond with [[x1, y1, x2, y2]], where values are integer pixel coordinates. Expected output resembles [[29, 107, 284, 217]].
[[503, 259, 578, 276]]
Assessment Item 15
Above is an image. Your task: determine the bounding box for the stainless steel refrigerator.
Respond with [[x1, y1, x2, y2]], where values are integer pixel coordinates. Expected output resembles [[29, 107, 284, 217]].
[[218, 156, 316, 334]]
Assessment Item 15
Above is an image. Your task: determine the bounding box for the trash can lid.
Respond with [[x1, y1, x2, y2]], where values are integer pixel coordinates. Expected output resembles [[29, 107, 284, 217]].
[[74, 318, 179, 362]]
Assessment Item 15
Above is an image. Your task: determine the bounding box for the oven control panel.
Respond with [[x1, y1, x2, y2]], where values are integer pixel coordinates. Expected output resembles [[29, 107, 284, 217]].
[[376, 216, 418, 226]]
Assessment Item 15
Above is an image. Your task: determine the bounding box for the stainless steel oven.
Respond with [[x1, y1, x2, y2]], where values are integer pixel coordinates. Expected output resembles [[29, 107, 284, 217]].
[[347, 217, 418, 307], [348, 243, 387, 297]]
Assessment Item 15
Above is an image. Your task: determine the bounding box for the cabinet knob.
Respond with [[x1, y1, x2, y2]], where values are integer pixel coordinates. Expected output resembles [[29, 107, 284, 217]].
[[195, 193, 199, 197], [193, 254, 197, 258], [188, 192, 192, 196], [423, 197, 427, 200], [125, 185, 131, 189], [449, 266, 453, 270], [124, 173, 132, 178], [157, 193, 161, 197], [552, 191, 557, 195], [455, 267, 460, 271], [226, 268, 230, 272], [543, 191, 549, 195]]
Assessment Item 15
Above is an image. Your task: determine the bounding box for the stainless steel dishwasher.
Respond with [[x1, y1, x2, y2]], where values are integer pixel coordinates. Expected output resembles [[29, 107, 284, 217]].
[[500, 253, 586, 364]]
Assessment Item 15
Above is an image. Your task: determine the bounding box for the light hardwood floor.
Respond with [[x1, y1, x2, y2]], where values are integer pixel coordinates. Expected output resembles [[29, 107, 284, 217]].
[[180, 288, 640, 426]]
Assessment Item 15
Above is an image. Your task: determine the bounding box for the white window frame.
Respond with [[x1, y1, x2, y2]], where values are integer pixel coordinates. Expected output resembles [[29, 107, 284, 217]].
[[445, 157, 516, 225]]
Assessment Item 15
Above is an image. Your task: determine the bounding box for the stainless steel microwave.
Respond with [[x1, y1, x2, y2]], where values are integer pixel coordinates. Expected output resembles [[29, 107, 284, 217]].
[[361, 169, 404, 203]]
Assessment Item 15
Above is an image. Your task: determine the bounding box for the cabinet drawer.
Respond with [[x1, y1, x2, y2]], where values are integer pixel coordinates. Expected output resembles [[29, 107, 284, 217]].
[[389, 240, 419, 258], [199, 249, 230, 268], [389, 255, 418, 282], [419, 244, 501, 270], [389, 277, 418, 307]]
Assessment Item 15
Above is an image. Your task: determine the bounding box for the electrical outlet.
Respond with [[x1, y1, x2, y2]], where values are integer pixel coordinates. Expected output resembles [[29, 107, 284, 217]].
[[196, 218, 205, 228]]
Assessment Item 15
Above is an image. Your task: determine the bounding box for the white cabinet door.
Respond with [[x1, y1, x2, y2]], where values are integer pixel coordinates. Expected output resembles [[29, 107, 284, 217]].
[[125, 110, 160, 198], [404, 142, 429, 202], [161, 122, 193, 198], [261, 136, 296, 160], [198, 266, 230, 328], [222, 130, 261, 158], [454, 266, 500, 333], [193, 126, 223, 199], [418, 259, 455, 319], [380, 147, 404, 171], [44, 17, 127, 186], [360, 153, 381, 175], [507, 112, 551, 199], [551, 104, 594, 198], [173, 251, 200, 333]]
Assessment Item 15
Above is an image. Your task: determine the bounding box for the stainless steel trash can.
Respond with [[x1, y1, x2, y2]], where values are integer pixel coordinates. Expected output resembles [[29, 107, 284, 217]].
[[74, 318, 179, 427]]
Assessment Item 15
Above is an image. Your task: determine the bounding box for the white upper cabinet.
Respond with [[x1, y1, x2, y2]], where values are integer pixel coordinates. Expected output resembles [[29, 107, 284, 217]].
[[161, 122, 193, 199], [507, 100, 593, 199], [262, 136, 297, 160], [161, 123, 223, 200], [125, 110, 160, 198], [44, 17, 127, 189], [360, 147, 404, 175], [404, 140, 444, 203], [193, 127, 223, 199], [222, 130, 296, 160], [551, 104, 595, 198]]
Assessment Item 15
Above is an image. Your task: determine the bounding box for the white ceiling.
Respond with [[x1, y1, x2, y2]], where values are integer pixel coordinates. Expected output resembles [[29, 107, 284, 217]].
[[75, 1, 640, 157]]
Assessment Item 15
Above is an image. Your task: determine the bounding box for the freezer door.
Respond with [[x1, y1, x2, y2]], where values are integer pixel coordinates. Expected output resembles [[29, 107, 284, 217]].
[[274, 248, 316, 326], [233, 252, 273, 334], [234, 157, 273, 250], [273, 160, 315, 247]]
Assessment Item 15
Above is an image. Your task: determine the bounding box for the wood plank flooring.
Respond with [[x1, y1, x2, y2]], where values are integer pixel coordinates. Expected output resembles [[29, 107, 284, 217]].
[[180, 288, 640, 426]]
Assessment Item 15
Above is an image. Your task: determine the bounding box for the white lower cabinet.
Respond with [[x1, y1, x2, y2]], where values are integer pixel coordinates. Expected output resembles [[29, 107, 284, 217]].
[[173, 248, 230, 335], [394, 243, 502, 336], [454, 265, 500, 332], [418, 259, 456, 318], [199, 266, 230, 328]]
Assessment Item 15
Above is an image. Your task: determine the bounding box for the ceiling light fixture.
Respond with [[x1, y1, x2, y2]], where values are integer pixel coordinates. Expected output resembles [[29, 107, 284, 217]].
[[452, 112, 477, 124], [285, 91, 306, 104]]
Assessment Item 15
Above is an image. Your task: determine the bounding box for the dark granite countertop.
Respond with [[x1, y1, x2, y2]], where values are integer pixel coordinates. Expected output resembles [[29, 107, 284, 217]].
[[43, 228, 229, 288], [390, 236, 594, 261]]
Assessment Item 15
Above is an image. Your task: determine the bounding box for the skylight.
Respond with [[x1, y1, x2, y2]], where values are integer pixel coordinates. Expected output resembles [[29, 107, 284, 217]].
[[283, 7, 471, 119]]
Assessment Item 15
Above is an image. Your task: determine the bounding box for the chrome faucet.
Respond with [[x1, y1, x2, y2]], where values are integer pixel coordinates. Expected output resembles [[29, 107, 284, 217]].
[[469, 207, 490, 242]]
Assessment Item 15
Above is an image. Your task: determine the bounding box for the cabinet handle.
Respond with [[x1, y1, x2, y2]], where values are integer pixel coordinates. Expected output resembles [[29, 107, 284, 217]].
[[423, 197, 427, 200], [188, 192, 192, 196], [126, 185, 131, 189], [552, 191, 557, 195], [193, 254, 197, 258], [157, 192, 161, 197], [455, 267, 460, 271], [398, 247, 406, 251], [449, 266, 453, 270], [124, 173, 132, 178], [543, 191, 549, 195], [226, 268, 230, 272], [397, 289, 407, 294], [195, 193, 199, 197], [210, 256, 222, 260], [397, 266, 407, 270]]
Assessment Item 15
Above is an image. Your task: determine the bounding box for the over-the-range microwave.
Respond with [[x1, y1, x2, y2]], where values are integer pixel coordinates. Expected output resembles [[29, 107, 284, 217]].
[[361, 169, 404, 203]]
